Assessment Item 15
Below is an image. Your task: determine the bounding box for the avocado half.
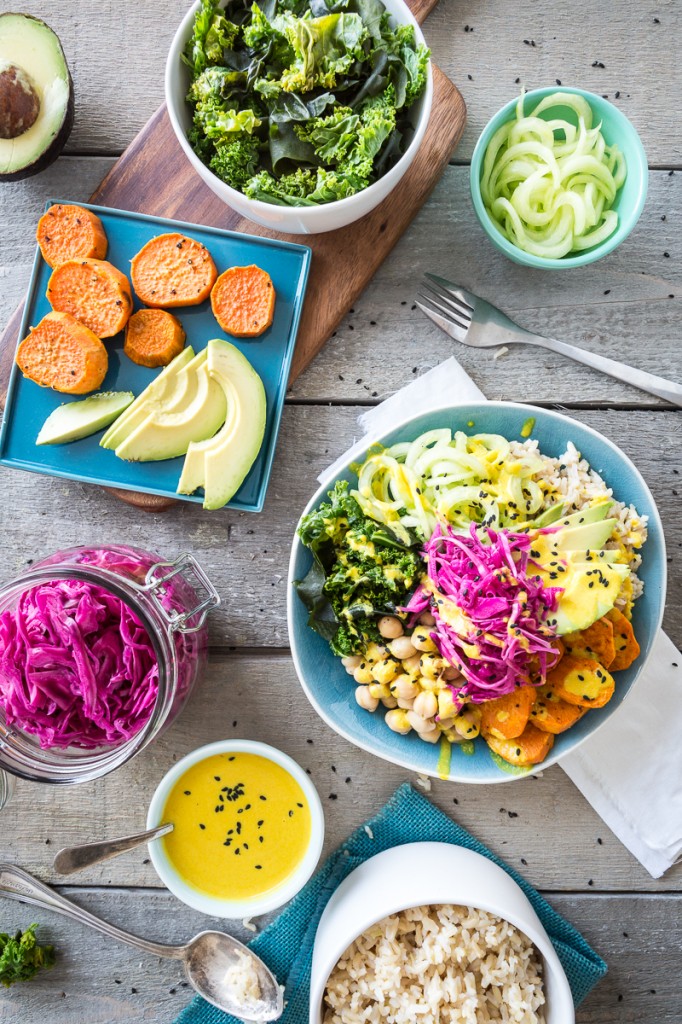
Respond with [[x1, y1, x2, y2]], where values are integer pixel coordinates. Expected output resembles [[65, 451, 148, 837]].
[[0, 13, 74, 181]]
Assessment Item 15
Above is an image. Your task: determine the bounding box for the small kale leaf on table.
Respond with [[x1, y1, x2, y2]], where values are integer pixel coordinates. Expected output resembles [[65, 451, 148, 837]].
[[0, 923, 56, 987]]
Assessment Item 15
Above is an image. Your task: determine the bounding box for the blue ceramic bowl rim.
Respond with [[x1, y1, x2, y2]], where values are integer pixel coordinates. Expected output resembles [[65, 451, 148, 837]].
[[469, 87, 649, 270], [287, 401, 666, 784]]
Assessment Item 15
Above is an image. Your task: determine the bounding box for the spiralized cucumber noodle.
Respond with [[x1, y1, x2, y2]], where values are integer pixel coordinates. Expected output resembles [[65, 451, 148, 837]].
[[480, 91, 626, 258], [351, 429, 553, 543]]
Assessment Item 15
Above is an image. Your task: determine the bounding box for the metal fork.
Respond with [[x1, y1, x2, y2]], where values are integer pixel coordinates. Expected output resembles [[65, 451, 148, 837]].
[[416, 274, 682, 408]]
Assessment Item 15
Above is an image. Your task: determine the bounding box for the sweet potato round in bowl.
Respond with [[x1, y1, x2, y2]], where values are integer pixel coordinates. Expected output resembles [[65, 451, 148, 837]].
[[165, 0, 433, 235], [287, 402, 666, 784]]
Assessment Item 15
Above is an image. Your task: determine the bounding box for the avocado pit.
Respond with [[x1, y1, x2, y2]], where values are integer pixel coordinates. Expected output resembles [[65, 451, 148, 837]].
[[0, 63, 41, 139]]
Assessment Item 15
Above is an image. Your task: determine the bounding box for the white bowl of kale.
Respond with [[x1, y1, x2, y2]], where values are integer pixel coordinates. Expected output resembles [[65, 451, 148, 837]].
[[166, 0, 433, 234]]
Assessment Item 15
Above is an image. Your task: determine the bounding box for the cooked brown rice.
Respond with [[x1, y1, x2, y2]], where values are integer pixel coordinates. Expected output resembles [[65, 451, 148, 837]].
[[323, 904, 546, 1024]]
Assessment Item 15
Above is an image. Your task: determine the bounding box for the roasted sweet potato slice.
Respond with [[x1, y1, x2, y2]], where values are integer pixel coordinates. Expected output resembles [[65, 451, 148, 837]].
[[480, 685, 536, 740], [47, 258, 132, 338], [124, 308, 186, 368], [563, 617, 616, 668], [36, 203, 108, 268], [211, 264, 275, 337], [545, 655, 615, 709], [530, 685, 587, 734], [16, 311, 108, 394], [130, 233, 217, 308], [607, 607, 641, 671], [485, 724, 554, 767]]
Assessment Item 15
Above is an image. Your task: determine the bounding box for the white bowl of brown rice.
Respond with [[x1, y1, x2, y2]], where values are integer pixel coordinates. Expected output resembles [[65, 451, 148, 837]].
[[310, 842, 575, 1024]]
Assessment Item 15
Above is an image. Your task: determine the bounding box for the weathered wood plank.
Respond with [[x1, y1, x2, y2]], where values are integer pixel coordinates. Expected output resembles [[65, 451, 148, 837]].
[[7, 1, 681, 166], [2, 164, 679, 406], [0, 407, 678, 649], [2, 651, 681, 892], [0, 889, 679, 1022]]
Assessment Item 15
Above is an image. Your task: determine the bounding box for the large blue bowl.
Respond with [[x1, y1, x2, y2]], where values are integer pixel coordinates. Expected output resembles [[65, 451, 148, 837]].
[[287, 402, 666, 783]]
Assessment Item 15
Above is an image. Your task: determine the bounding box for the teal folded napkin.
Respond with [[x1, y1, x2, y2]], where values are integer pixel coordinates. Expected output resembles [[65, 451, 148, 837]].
[[175, 784, 606, 1024]]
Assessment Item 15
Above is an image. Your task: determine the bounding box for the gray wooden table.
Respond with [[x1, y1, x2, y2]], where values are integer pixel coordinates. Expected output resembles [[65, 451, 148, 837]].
[[1, 1, 681, 1021]]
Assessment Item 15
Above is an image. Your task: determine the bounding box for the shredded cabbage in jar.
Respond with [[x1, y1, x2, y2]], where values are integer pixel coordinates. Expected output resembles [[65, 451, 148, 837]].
[[480, 91, 627, 258]]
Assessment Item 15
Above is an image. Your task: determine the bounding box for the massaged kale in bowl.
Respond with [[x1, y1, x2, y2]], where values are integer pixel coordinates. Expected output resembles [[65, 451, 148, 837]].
[[166, 0, 433, 233]]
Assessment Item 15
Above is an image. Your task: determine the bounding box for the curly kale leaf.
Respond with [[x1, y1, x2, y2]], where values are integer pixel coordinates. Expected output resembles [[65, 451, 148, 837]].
[[183, 0, 241, 75], [276, 12, 368, 92], [243, 166, 365, 204], [0, 925, 55, 988], [295, 88, 395, 180], [210, 135, 262, 188], [294, 481, 420, 655]]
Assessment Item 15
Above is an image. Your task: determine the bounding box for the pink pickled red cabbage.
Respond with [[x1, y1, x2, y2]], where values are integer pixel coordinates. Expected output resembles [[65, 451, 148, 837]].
[[0, 578, 159, 750], [404, 522, 563, 708]]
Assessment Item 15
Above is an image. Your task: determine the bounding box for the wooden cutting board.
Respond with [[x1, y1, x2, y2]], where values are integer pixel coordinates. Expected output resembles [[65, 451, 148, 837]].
[[0, 0, 466, 511]]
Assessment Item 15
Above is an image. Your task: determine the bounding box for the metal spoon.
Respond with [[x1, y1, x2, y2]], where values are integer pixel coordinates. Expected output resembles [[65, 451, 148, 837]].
[[53, 823, 174, 875], [0, 864, 283, 1022]]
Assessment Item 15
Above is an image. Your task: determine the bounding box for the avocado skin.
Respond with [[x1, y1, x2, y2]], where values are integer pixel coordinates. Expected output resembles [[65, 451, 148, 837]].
[[0, 14, 74, 181]]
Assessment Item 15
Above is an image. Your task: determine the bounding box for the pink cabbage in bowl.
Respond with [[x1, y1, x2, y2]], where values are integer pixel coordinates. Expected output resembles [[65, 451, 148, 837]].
[[0, 577, 159, 750]]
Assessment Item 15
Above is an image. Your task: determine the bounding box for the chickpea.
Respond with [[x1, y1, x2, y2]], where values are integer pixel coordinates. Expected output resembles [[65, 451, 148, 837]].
[[438, 717, 455, 731], [397, 696, 415, 710], [385, 708, 412, 735], [418, 610, 436, 627], [388, 636, 417, 661], [355, 685, 379, 711], [443, 664, 462, 681], [402, 653, 422, 675], [413, 690, 438, 720], [378, 615, 404, 640], [365, 642, 387, 663], [438, 688, 459, 719], [420, 727, 441, 744], [454, 705, 482, 739], [411, 627, 437, 653], [371, 658, 400, 685], [341, 655, 362, 671], [391, 674, 419, 700], [420, 653, 445, 680], [381, 695, 398, 709], [368, 682, 392, 700], [406, 710, 435, 734], [353, 664, 374, 685]]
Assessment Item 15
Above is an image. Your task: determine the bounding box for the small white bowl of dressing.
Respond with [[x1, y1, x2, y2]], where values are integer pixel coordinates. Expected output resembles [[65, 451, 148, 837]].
[[147, 739, 324, 918]]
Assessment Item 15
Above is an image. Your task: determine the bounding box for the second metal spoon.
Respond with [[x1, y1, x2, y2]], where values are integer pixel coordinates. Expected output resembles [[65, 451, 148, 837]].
[[53, 823, 173, 875], [0, 864, 283, 1022]]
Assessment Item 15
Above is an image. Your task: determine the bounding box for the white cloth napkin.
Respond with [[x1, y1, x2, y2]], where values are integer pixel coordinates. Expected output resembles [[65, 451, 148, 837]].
[[319, 358, 682, 878]]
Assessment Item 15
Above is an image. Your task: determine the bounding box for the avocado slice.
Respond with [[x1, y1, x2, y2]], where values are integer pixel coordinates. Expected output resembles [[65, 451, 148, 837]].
[[177, 339, 266, 509], [564, 548, 621, 565], [554, 501, 614, 529], [37, 391, 134, 445], [115, 355, 226, 462], [529, 519, 618, 564], [101, 346, 195, 449], [0, 14, 74, 180], [542, 562, 629, 634]]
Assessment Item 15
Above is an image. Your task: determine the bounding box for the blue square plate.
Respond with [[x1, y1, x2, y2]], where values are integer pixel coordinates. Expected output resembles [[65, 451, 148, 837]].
[[0, 201, 311, 512]]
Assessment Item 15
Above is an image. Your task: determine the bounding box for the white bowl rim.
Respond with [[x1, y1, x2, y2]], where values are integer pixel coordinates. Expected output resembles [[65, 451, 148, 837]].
[[309, 843, 575, 1023], [165, 0, 434, 222], [147, 738, 325, 918], [287, 399, 666, 784]]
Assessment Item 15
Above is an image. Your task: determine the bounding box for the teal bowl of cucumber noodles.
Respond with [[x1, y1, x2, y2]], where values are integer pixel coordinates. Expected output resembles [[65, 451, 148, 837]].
[[470, 87, 648, 268], [287, 403, 665, 783]]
